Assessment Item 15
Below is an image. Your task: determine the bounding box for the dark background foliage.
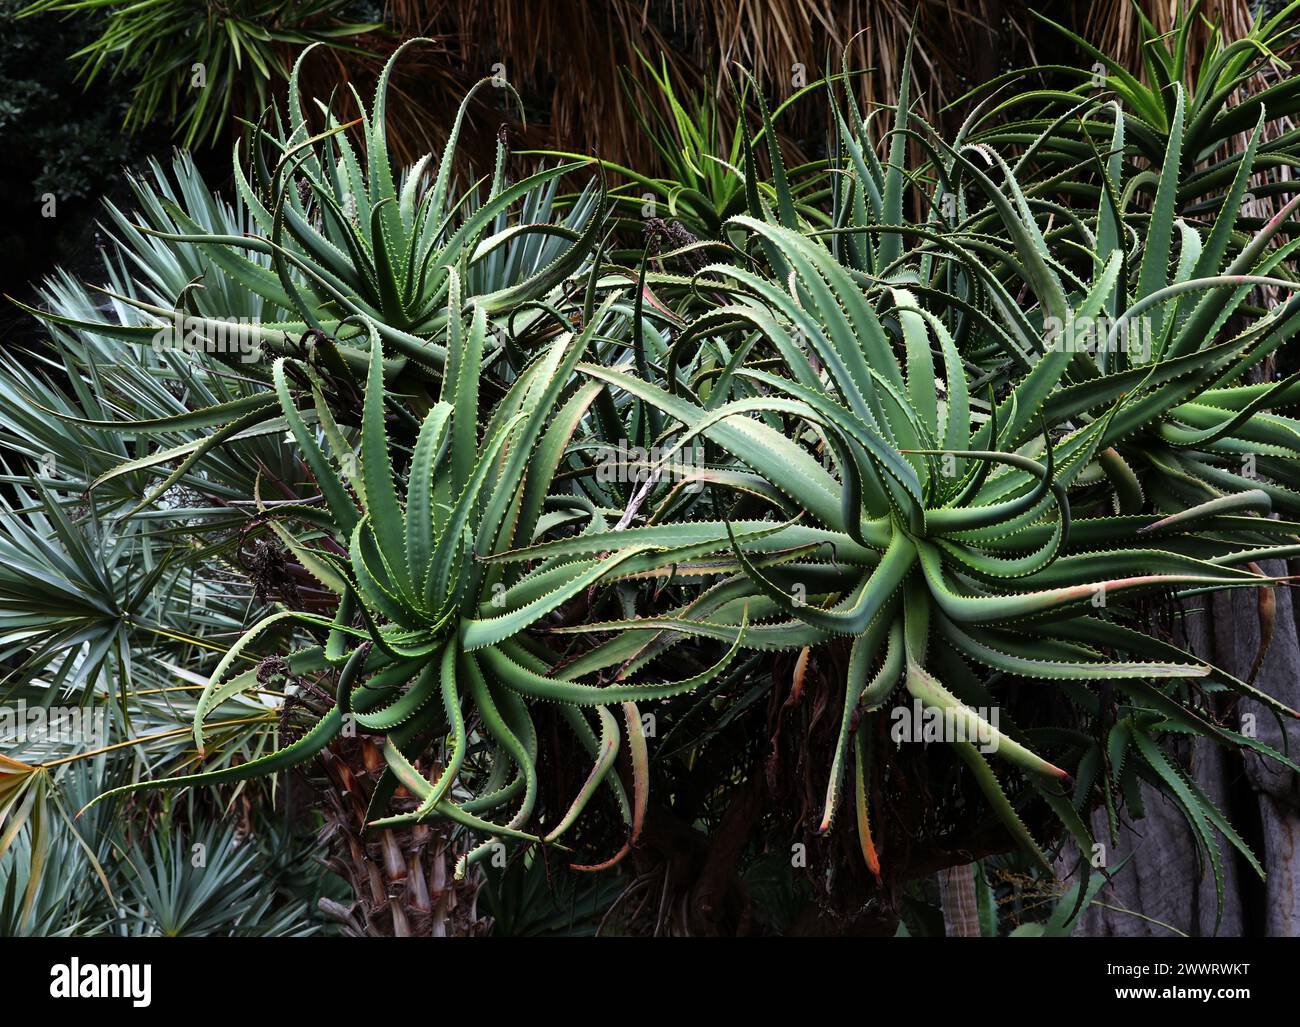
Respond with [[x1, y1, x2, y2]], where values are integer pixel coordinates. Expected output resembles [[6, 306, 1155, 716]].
[[2, 0, 1298, 937]]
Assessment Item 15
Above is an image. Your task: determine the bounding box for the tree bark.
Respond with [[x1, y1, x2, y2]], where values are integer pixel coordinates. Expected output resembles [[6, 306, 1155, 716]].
[[938, 864, 981, 936], [1064, 561, 1300, 936]]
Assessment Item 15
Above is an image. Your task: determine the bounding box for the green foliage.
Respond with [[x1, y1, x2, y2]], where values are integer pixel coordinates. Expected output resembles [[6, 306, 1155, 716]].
[[19, 0, 383, 150], [479, 850, 624, 936], [4, 15, 1300, 934], [0, 0, 135, 202], [0, 763, 322, 936]]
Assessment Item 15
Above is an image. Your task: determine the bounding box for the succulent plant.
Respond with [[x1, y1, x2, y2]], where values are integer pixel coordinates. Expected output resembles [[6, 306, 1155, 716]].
[[8, 12, 1300, 937]]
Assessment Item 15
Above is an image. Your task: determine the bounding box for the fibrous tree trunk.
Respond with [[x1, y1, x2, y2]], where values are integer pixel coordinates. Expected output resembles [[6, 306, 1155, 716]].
[[1062, 560, 1300, 936], [938, 864, 981, 936], [315, 739, 487, 936]]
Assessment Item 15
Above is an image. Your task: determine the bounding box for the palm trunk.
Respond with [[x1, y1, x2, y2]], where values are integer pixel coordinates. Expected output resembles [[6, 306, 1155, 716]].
[[316, 740, 485, 936], [938, 864, 981, 936], [1061, 560, 1300, 936]]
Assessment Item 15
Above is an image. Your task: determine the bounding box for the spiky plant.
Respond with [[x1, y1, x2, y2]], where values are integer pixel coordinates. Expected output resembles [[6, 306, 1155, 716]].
[[6, 13, 1300, 937], [80, 281, 761, 880], [5, 45, 676, 933], [15, 42, 606, 391], [17, 0, 384, 150], [965, 0, 1300, 220], [515, 42, 1300, 918]]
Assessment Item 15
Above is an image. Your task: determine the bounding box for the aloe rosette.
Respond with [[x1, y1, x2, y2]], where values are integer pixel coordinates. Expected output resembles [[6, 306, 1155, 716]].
[[528, 64, 1300, 908], [14, 39, 609, 493], [49, 28, 1300, 919], [85, 285, 757, 874], [555, 228, 1281, 881]]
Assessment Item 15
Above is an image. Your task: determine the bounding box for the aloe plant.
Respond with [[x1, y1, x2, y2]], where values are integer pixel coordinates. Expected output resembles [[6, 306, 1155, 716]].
[[6, 19, 1300, 937], [963, 0, 1300, 221], [524, 49, 1300, 918], [536, 53, 831, 242], [12, 42, 609, 448], [84, 277, 761, 875]]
